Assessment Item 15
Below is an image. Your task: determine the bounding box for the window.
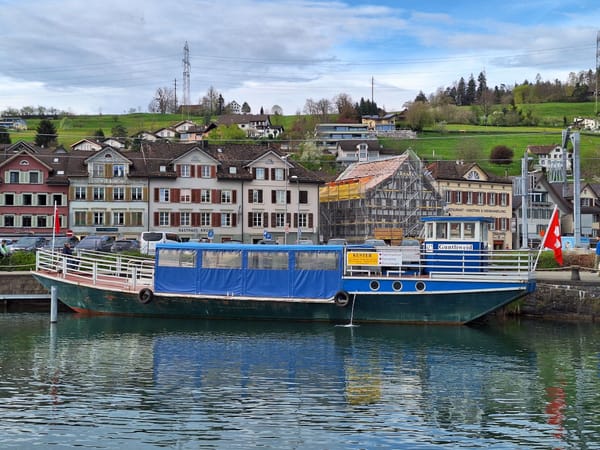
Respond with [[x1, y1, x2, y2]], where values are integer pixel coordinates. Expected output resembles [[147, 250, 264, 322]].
[[201, 212, 211, 226], [159, 188, 169, 203], [131, 187, 143, 201], [251, 212, 263, 227], [298, 213, 307, 229], [29, 172, 40, 184], [37, 216, 47, 228], [275, 190, 286, 205], [500, 193, 509, 207], [275, 212, 286, 227], [202, 250, 241, 269], [52, 194, 62, 206], [113, 212, 125, 226], [22, 216, 32, 227], [93, 163, 104, 177], [159, 211, 170, 226], [93, 212, 104, 225], [274, 168, 284, 181], [201, 165, 211, 178], [4, 215, 14, 227], [180, 164, 191, 177], [221, 190, 232, 204], [477, 192, 485, 205], [158, 249, 197, 268], [255, 167, 265, 180], [113, 164, 125, 177], [252, 189, 263, 204], [37, 194, 47, 206], [221, 213, 232, 227], [299, 190, 308, 204], [181, 211, 191, 226], [113, 187, 125, 201], [75, 187, 86, 200], [93, 187, 105, 201], [201, 189, 211, 203], [75, 211, 86, 226], [23, 194, 32, 206], [489, 193, 496, 206], [466, 170, 480, 180], [4, 193, 14, 206], [456, 191, 463, 204], [466, 191, 473, 205], [180, 189, 191, 203], [131, 212, 143, 227], [248, 251, 288, 270], [9, 171, 19, 183]]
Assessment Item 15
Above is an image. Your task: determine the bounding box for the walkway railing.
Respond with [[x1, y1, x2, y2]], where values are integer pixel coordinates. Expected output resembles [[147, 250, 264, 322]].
[[36, 249, 154, 291]]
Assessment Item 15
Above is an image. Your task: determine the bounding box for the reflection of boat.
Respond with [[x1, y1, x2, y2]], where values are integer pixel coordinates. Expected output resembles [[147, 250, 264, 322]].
[[33, 216, 535, 324]]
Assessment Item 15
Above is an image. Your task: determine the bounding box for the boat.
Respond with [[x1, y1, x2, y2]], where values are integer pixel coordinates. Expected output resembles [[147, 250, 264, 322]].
[[33, 216, 536, 325]]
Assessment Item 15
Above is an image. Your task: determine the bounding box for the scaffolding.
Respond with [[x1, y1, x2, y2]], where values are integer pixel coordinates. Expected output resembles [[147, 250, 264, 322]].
[[320, 151, 444, 243]]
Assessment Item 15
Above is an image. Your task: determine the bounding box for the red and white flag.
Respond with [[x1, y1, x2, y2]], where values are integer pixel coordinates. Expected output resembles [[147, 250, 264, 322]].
[[53, 203, 60, 235], [542, 206, 563, 265]]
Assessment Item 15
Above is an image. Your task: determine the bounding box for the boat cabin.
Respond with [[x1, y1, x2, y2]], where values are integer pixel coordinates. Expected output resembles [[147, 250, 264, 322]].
[[153, 243, 345, 299], [421, 216, 492, 274]]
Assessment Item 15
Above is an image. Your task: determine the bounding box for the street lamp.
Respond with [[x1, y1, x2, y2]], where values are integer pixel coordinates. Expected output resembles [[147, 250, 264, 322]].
[[290, 175, 299, 243]]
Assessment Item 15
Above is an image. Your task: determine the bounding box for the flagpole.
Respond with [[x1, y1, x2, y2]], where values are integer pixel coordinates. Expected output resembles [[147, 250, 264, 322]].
[[52, 201, 57, 254]]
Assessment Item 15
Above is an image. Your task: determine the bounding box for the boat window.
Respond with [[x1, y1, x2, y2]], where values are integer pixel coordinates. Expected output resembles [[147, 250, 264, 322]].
[[202, 250, 242, 269], [450, 223, 461, 239], [436, 222, 447, 239], [295, 251, 339, 271], [158, 249, 196, 268], [464, 223, 475, 239], [247, 251, 288, 270]]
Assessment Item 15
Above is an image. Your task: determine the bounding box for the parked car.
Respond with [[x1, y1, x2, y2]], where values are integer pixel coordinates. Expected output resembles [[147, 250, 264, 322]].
[[75, 235, 115, 253], [257, 239, 278, 245], [41, 236, 80, 252], [110, 239, 140, 253], [9, 235, 48, 252], [296, 239, 314, 245], [326, 238, 347, 246], [363, 238, 388, 247]]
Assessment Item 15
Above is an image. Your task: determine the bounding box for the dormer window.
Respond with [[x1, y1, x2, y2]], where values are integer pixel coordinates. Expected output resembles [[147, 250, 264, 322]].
[[159, 165, 167, 173], [229, 167, 237, 174], [466, 170, 480, 180]]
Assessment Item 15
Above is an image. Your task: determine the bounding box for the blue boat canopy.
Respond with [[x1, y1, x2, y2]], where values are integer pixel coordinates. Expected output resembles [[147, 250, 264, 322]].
[[153, 243, 345, 299]]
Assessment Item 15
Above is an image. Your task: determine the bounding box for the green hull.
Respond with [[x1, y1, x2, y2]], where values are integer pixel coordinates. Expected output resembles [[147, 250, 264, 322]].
[[34, 273, 531, 325]]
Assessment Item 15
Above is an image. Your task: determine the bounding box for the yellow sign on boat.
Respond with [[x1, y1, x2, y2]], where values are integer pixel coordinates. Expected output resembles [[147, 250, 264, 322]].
[[347, 251, 379, 266]]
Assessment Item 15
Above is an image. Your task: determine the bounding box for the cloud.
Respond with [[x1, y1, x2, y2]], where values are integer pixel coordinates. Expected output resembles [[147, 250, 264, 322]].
[[0, 0, 598, 115]]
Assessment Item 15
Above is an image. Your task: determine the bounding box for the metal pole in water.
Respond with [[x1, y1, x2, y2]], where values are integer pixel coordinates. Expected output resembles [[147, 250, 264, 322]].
[[50, 286, 58, 323]]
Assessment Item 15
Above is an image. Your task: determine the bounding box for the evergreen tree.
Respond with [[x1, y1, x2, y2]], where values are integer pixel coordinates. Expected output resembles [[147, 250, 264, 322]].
[[241, 102, 251, 114], [465, 74, 477, 105], [94, 129, 105, 139], [456, 77, 466, 106], [476, 71, 488, 102], [35, 119, 57, 147]]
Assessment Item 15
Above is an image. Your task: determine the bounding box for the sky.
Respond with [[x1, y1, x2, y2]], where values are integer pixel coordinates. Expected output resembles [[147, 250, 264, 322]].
[[0, 0, 599, 116]]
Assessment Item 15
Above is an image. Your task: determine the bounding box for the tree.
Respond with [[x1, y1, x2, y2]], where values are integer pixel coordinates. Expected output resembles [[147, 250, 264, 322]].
[[490, 145, 514, 165], [94, 129, 105, 139], [148, 87, 176, 114], [414, 91, 428, 102], [456, 77, 466, 105], [207, 124, 247, 143], [271, 105, 283, 115], [111, 124, 128, 138], [465, 74, 477, 105], [405, 101, 432, 132], [35, 119, 57, 147], [199, 86, 221, 116], [0, 126, 10, 144], [241, 102, 251, 114]]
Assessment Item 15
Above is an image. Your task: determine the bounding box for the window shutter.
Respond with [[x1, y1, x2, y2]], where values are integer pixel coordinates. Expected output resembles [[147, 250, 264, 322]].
[[232, 190, 237, 204], [248, 189, 253, 203], [171, 188, 180, 203], [211, 166, 216, 178], [105, 187, 113, 201], [248, 212, 252, 226], [271, 212, 276, 226], [265, 168, 269, 180], [212, 212, 219, 226], [232, 214, 237, 227], [252, 168, 257, 179], [172, 212, 180, 226], [69, 186, 75, 200], [212, 189, 220, 203], [293, 213, 297, 228], [308, 213, 313, 228], [176, 165, 181, 177], [154, 188, 159, 202], [153, 212, 159, 226], [142, 187, 147, 201], [192, 189, 200, 203], [192, 213, 200, 226], [263, 212, 268, 227], [104, 164, 112, 178], [190, 165, 195, 178], [286, 190, 291, 204], [271, 190, 276, 203]]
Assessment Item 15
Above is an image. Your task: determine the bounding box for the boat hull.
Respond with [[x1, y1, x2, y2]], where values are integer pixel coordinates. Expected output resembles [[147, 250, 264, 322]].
[[33, 273, 533, 325]]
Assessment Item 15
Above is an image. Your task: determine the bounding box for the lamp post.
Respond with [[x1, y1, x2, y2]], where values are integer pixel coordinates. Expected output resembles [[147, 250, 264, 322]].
[[290, 175, 299, 243], [282, 155, 290, 244]]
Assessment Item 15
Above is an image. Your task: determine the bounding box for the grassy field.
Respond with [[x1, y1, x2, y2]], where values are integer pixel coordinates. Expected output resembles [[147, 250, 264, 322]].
[[6, 102, 600, 178]]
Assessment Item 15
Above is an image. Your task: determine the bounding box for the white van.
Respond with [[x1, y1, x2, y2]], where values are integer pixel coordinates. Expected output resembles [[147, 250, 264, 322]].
[[140, 231, 181, 255]]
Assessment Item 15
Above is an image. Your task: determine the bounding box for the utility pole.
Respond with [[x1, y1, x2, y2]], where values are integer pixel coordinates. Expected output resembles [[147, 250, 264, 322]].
[[596, 30, 599, 116]]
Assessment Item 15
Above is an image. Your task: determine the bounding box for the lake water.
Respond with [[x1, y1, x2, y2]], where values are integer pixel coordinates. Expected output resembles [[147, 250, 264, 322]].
[[0, 313, 599, 449]]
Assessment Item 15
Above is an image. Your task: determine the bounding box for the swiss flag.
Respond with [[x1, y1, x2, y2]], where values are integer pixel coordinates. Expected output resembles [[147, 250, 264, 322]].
[[543, 207, 563, 265]]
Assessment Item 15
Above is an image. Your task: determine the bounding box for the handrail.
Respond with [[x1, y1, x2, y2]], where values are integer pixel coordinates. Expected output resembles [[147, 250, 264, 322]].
[[36, 249, 154, 291]]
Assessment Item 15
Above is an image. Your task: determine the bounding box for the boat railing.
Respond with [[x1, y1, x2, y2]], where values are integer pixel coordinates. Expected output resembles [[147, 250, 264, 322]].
[[344, 248, 535, 280], [36, 248, 155, 291]]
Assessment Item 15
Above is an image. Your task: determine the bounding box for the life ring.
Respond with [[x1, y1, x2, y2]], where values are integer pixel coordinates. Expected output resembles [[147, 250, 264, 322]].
[[334, 290, 351, 307], [138, 288, 154, 304]]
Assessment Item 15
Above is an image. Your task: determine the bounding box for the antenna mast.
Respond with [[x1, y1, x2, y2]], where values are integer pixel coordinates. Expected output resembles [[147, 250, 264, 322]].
[[183, 41, 191, 115], [596, 31, 599, 116]]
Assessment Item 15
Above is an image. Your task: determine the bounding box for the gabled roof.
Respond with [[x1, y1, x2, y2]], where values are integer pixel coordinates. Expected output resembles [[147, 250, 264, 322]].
[[527, 144, 561, 155], [426, 160, 509, 184], [218, 114, 270, 126], [336, 154, 410, 191], [337, 140, 380, 152]]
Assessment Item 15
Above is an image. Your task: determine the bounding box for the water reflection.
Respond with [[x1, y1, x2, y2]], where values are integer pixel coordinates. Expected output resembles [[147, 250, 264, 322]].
[[0, 314, 598, 449]]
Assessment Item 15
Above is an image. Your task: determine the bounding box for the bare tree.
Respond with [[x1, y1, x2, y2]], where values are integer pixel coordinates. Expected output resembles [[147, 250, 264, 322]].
[[149, 87, 176, 114], [200, 86, 221, 116], [271, 104, 283, 115]]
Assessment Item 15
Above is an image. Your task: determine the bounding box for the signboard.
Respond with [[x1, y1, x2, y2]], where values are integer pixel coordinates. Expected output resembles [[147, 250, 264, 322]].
[[378, 249, 403, 266], [437, 243, 474, 251], [207, 229, 214, 239], [96, 227, 118, 232], [347, 251, 379, 267]]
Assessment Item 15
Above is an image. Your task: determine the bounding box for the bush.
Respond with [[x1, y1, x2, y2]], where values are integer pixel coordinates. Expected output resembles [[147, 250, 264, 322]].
[[490, 145, 514, 165], [0, 251, 36, 271]]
